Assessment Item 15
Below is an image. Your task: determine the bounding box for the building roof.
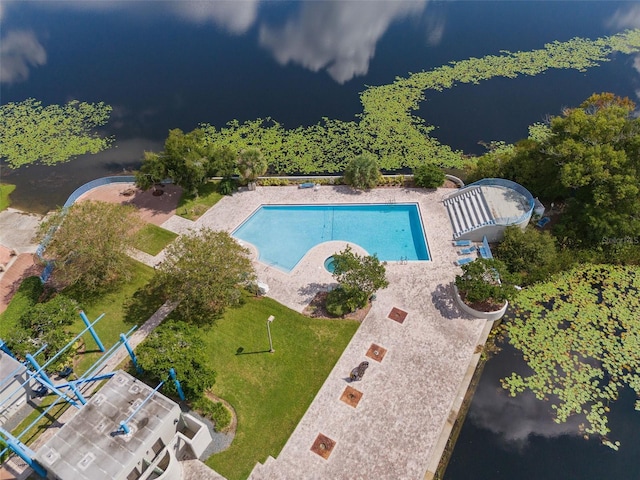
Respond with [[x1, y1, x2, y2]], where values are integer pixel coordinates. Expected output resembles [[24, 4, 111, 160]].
[[36, 371, 179, 480]]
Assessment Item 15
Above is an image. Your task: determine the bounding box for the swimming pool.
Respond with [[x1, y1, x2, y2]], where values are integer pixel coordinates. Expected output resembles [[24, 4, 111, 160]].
[[232, 204, 430, 272]]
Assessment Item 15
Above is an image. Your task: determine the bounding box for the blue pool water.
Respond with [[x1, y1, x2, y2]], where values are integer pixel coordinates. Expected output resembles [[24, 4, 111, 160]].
[[232, 204, 430, 272]]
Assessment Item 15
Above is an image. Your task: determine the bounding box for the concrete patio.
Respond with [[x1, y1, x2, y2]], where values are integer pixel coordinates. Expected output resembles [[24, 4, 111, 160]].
[[159, 185, 492, 480]]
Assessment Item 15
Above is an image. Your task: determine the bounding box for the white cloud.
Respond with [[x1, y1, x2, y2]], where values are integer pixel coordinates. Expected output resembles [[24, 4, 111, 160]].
[[607, 4, 640, 29], [175, 0, 260, 34], [259, 0, 427, 84], [0, 30, 46, 84]]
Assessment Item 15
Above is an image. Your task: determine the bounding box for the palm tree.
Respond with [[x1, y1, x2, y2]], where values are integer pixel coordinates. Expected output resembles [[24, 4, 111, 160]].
[[237, 148, 267, 190]]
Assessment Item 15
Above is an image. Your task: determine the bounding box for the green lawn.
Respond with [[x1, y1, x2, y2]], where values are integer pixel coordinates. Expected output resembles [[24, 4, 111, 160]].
[[132, 224, 178, 256], [177, 181, 223, 220], [0, 183, 16, 211], [0, 276, 43, 337], [1, 258, 358, 480], [202, 297, 359, 480], [63, 259, 162, 373]]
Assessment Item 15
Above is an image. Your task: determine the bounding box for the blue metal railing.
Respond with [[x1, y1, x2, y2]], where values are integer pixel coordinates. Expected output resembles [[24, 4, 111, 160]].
[[62, 175, 137, 208], [37, 176, 138, 282]]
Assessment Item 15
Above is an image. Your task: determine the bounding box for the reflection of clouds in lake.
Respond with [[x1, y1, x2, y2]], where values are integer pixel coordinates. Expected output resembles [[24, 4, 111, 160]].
[[1, 0, 259, 34], [425, 15, 445, 46], [259, 1, 427, 83], [0, 30, 46, 84], [607, 4, 640, 29], [175, 0, 260, 34], [607, 5, 640, 102], [468, 376, 584, 449]]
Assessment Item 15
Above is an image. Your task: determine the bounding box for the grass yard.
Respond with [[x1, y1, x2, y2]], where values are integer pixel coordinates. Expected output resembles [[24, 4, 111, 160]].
[[0, 276, 43, 337], [0, 183, 16, 211], [177, 181, 223, 220], [10, 394, 72, 446], [202, 296, 359, 480], [132, 223, 178, 256], [63, 259, 162, 374]]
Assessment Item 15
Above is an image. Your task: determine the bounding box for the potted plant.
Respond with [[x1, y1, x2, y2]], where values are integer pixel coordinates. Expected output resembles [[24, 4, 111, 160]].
[[453, 258, 516, 321]]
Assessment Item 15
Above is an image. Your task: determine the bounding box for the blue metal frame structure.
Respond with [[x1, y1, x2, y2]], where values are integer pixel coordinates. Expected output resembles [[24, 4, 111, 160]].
[[0, 311, 145, 477]]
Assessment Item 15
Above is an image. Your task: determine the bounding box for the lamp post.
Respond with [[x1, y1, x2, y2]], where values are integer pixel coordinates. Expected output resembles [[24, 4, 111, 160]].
[[267, 315, 275, 353]]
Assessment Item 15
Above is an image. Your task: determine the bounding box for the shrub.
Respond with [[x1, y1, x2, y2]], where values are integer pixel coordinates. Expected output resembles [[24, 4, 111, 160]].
[[218, 177, 237, 195], [343, 153, 381, 190], [193, 397, 232, 432], [325, 287, 352, 317], [413, 164, 445, 188], [495, 226, 559, 285], [258, 177, 291, 186], [326, 246, 389, 314], [455, 258, 516, 308], [378, 175, 406, 187]]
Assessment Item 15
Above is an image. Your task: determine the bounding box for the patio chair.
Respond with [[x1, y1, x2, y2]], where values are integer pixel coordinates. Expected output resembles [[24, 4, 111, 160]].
[[453, 240, 472, 247], [455, 257, 474, 266], [536, 216, 551, 228]]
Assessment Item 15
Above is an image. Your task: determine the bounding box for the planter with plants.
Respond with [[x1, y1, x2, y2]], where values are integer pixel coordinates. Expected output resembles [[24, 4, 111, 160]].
[[453, 258, 516, 321]]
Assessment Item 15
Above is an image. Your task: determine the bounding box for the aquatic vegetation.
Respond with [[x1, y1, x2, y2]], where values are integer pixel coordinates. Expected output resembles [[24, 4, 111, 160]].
[[0, 98, 113, 168], [199, 29, 640, 174], [502, 265, 640, 449]]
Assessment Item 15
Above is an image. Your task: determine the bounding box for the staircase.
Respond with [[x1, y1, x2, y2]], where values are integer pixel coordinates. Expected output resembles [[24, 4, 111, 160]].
[[443, 187, 495, 239]]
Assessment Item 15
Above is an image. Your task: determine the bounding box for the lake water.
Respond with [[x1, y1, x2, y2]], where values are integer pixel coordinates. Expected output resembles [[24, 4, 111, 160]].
[[2, 1, 640, 477]]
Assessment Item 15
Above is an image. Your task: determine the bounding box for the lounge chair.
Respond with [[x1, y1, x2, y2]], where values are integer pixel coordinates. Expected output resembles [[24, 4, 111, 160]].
[[298, 182, 315, 189], [455, 257, 474, 266], [478, 246, 491, 259], [536, 216, 551, 228], [453, 240, 472, 247], [458, 247, 475, 255]]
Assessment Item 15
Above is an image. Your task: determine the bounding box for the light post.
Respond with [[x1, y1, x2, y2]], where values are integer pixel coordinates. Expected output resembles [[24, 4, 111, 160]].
[[267, 315, 275, 353]]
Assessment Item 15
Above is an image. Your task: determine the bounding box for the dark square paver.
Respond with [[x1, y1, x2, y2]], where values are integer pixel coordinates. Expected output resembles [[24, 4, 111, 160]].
[[340, 386, 363, 408], [366, 343, 387, 362], [388, 307, 408, 324], [310, 433, 336, 460]]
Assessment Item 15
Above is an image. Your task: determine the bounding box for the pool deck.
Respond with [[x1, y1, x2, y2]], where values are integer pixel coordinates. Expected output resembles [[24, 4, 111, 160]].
[[163, 185, 491, 480]]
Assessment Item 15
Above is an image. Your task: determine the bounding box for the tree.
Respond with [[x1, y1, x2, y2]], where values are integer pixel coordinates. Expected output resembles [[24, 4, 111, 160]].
[[343, 153, 381, 190], [208, 145, 237, 178], [468, 93, 640, 246], [135, 151, 167, 191], [136, 128, 216, 195], [546, 93, 640, 245], [38, 201, 142, 291], [413, 163, 445, 188], [454, 258, 516, 308], [154, 228, 255, 323], [326, 245, 388, 315], [237, 148, 267, 187], [6, 295, 80, 369], [495, 226, 560, 285], [501, 265, 640, 450], [0, 98, 112, 168], [209, 145, 238, 195], [136, 321, 216, 399]]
